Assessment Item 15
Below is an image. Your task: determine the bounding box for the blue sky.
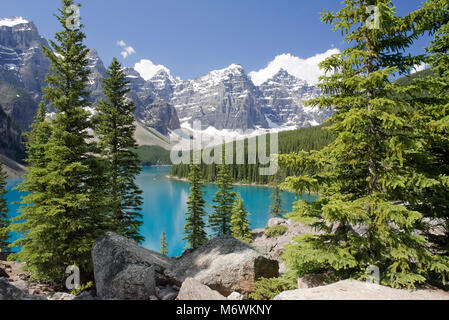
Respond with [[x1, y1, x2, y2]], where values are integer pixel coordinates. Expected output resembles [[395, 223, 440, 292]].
[[2, 0, 431, 80]]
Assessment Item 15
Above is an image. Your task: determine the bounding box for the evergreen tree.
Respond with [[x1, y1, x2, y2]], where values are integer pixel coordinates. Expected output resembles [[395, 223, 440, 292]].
[[406, 6, 449, 257], [11, 0, 109, 282], [279, 0, 449, 288], [209, 149, 236, 236], [93, 57, 143, 243], [269, 174, 286, 218], [184, 163, 208, 250], [230, 196, 252, 243], [0, 161, 9, 260], [160, 232, 168, 256]]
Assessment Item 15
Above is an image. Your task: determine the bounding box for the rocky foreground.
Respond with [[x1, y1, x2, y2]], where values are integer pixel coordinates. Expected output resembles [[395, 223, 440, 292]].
[[1, 218, 448, 300]]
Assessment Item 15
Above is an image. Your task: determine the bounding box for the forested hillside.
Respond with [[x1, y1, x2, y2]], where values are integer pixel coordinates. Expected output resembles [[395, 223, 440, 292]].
[[170, 125, 334, 184]]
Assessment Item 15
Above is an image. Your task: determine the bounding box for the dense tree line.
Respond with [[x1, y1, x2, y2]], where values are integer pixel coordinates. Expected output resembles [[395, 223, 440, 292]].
[[170, 125, 334, 185]]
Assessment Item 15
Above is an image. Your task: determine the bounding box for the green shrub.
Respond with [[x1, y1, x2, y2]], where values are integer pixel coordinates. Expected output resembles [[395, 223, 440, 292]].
[[70, 281, 94, 296], [264, 225, 288, 238], [249, 277, 296, 300]]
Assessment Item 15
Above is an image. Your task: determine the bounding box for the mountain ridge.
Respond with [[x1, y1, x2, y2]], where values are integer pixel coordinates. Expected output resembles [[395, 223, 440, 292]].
[[0, 16, 332, 163]]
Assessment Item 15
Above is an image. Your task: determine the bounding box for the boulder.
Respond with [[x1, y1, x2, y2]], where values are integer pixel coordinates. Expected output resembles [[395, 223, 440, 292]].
[[0, 278, 46, 300], [167, 235, 278, 297], [92, 232, 174, 299], [74, 290, 98, 300], [49, 292, 75, 301], [110, 265, 156, 300], [177, 278, 226, 300], [266, 218, 288, 228], [252, 219, 320, 273], [274, 280, 449, 300], [155, 285, 178, 300], [227, 292, 244, 300]]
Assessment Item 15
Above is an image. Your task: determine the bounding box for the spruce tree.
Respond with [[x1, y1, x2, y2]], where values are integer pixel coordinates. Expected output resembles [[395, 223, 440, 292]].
[[269, 186, 286, 218], [209, 149, 236, 236], [269, 174, 286, 218], [230, 196, 252, 243], [160, 232, 168, 256], [93, 57, 143, 243], [11, 0, 109, 282], [0, 161, 10, 260], [184, 163, 208, 250], [279, 0, 449, 288], [406, 11, 449, 257]]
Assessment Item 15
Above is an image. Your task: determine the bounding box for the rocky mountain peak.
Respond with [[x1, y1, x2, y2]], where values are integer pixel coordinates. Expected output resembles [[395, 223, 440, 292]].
[[259, 69, 330, 128], [263, 68, 308, 87]]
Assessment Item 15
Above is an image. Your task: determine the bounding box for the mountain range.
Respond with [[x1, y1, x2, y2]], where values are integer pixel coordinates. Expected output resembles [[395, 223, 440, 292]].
[[0, 16, 331, 163]]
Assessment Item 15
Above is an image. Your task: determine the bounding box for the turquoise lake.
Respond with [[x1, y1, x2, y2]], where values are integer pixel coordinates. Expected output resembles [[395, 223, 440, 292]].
[[6, 166, 315, 257]]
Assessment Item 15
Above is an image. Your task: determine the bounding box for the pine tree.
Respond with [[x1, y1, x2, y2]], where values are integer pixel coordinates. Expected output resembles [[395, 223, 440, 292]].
[[269, 174, 286, 218], [279, 0, 449, 289], [184, 163, 208, 250], [209, 148, 236, 236], [269, 186, 286, 218], [93, 57, 143, 243], [11, 0, 109, 283], [160, 232, 168, 256], [230, 196, 252, 243], [405, 5, 449, 257], [0, 161, 10, 260]]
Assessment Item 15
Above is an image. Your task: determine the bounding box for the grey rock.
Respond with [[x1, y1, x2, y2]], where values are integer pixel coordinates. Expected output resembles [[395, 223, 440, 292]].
[[177, 278, 226, 300], [274, 280, 449, 300], [167, 235, 279, 297], [0, 278, 46, 300], [92, 232, 175, 299], [74, 290, 98, 300], [110, 265, 156, 300], [252, 219, 320, 266], [227, 292, 244, 300], [49, 292, 75, 301], [155, 285, 178, 300], [266, 217, 288, 228]]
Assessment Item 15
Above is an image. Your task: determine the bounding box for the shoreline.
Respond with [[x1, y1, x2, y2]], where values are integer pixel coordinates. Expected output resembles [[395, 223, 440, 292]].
[[166, 174, 320, 197], [166, 174, 274, 188]]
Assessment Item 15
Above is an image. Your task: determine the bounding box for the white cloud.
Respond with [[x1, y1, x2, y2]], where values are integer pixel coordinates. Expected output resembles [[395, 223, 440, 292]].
[[121, 46, 136, 59], [117, 40, 136, 59], [411, 62, 428, 74], [134, 59, 171, 80], [249, 49, 341, 86]]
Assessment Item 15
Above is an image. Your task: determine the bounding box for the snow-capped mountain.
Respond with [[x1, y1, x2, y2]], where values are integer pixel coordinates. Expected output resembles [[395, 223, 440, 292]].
[[259, 69, 331, 128], [0, 16, 331, 143], [0, 17, 50, 129], [145, 64, 329, 132], [167, 64, 268, 131]]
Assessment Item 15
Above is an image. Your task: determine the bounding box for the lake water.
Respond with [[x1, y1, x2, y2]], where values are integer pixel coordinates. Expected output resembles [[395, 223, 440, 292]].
[[6, 166, 315, 257]]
